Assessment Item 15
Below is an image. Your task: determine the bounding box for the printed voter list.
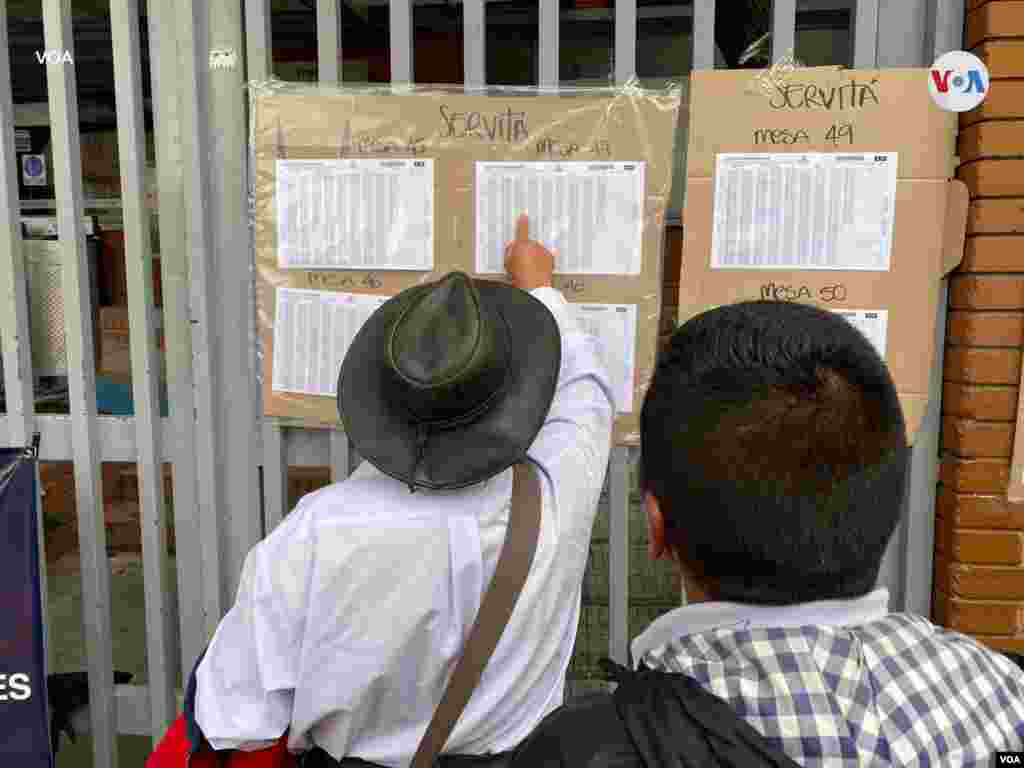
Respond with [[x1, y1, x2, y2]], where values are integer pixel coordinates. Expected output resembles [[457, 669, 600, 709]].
[[276, 158, 434, 270], [271, 287, 639, 415], [711, 153, 898, 271], [475, 161, 646, 275], [272, 289, 390, 397]]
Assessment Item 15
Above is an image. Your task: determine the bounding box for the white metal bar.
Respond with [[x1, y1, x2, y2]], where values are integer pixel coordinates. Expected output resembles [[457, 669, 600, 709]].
[[932, 0, 964, 61], [317, 0, 342, 83], [390, 0, 413, 84], [109, 0, 177, 739], [608, 445, 630, 665], [329, 428, 350, 483], [539, 0, 559, 88], [902, 283, 948, 614], [177, 0, 226, 634], [853, 0, 880, 68], [0, 2, 40, 516], [772, 0, 797, 63], [41, 0, 117, 764], [207, 1, 263, 604], [615, 0, 637, 84], [245, 0, 274, 82], [0, 3, 51, 755], [0, 415, 368, 468], [148, 0, 205, 686], [464, 0, 486, 89], [262, 419, 288, 533], [693, 0, 717, 70]]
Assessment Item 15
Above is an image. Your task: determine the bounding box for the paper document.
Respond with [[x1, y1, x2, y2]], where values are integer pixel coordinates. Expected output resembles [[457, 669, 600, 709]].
[[571, 303, 638, 414], [711, 152, 898, 271], [832, 309, 888, 358], [475, 161, 646, 275], [272, 288, 391, 397], [276, 159, 434, 270]]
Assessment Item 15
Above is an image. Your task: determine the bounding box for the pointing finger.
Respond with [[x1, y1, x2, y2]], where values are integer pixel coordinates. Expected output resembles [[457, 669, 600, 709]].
[[515, 213, 529, 242]]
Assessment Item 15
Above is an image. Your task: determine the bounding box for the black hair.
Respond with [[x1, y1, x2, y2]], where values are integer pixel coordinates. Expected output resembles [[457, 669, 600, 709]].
[[639, 300, 909, 605]]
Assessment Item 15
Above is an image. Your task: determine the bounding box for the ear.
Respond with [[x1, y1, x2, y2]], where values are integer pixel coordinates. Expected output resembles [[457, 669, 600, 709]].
[[644, 492, 667, 561]]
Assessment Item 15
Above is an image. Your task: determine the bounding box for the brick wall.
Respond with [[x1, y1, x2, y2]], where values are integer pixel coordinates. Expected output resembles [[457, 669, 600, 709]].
[[934, 0, 1024, 654]]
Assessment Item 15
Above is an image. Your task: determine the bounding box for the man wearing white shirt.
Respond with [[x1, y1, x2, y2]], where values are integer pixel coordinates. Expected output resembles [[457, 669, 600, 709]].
[[172, 214, 614, 767]]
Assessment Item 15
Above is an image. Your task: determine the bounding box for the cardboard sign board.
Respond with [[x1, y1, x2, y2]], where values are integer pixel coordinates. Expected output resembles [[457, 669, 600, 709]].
[[252, 85, 681, 445], [680, 68, 968, 443], [1008, 374, 1024, 502]]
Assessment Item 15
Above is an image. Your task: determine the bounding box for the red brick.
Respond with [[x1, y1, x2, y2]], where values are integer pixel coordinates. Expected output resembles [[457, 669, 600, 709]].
[[947, 312, 1024, 346], [966, 1, 1024, 48], [955, 529, 1024, 564], [959, 160, 1024, 198], [963, 80, 1024, 127], [943, 383, 1019, 420], [968, 200, 1024, 235], [943, 347, 1021, 384], [948, 597, 1024, 634], [947, 562, 1024, 598], [959, 236, 1024, 272], [942, 416, 1015, 457], [959, 121, 1024, 162], [941, 456, 1011, 493], [938, 487, 1024, 528], [949, 275, 1024, 309], [971, 40, 1024, 78], [977, 636, 1024, 655]]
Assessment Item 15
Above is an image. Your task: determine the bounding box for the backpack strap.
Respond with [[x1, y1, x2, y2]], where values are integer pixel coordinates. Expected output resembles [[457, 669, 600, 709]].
[[410, 462, 543, 768]]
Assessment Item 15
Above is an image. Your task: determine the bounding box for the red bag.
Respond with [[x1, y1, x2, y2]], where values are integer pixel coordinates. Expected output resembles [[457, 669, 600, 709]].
[[146, 713, 298, 768]]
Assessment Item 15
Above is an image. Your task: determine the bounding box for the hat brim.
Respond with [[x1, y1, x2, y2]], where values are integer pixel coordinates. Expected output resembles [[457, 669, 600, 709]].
[[337, 280, 561, 490]]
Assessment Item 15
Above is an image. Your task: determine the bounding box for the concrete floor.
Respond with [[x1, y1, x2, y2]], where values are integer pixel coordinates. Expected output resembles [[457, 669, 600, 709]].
[[45, 551, 181, 767]]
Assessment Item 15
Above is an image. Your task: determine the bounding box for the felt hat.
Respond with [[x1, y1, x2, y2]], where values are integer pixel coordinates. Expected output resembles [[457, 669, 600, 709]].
[[337, 271, 561, 491]]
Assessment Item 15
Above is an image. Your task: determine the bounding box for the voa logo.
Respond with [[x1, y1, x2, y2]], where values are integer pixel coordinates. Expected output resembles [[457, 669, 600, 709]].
[[34, 50, 72, 64], [928, 50, 988, 112]]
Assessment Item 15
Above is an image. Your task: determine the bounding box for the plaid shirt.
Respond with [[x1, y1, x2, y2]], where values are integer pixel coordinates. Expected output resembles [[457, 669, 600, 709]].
[[637, 611, 1024, 766]]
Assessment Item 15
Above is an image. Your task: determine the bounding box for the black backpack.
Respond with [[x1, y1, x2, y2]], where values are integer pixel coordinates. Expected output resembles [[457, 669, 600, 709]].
[[510, 659, 802, 768]]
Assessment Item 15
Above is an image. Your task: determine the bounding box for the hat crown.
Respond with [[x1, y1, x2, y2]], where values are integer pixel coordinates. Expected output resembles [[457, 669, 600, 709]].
[[386, 272, 509, 425]]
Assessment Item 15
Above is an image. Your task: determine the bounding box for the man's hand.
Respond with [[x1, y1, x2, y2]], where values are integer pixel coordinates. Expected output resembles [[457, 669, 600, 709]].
[[504, 214, 554, 291]]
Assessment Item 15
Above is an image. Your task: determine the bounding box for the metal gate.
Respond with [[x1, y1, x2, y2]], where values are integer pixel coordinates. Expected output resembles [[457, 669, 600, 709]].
[[0, 1, 965, 764]]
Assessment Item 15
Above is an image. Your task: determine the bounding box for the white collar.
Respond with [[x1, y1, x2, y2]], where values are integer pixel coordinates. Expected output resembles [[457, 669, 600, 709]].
[[630, 587, 891, 669]]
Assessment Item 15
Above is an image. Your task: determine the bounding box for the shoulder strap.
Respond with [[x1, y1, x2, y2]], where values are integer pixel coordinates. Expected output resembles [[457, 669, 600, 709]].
[[410, 462, 543, 768]]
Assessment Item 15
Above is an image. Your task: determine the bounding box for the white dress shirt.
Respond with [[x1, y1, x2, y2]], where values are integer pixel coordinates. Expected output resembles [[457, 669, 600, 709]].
[[194, 286, 615, 766]]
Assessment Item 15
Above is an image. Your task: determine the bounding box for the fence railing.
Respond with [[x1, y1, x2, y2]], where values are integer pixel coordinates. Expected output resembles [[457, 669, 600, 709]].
[[0, 0, 960, 764]]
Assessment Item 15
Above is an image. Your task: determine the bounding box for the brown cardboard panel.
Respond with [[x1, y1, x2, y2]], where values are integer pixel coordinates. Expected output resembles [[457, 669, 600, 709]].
[[253, 87, 681, 446], [686, 69, 956, 180], [1007, 357, 1024, 501], [679, 68, 964, 446], [943, 180, 969, 274]]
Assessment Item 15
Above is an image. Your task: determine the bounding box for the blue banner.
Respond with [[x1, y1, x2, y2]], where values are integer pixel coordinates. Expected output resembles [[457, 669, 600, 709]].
[[0, 444, 53, 766]]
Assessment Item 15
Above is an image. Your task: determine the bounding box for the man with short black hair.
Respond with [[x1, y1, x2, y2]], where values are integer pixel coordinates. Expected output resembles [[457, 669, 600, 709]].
[[513, 300, 1024, 767]]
